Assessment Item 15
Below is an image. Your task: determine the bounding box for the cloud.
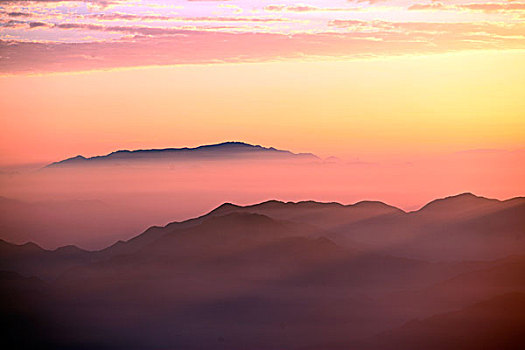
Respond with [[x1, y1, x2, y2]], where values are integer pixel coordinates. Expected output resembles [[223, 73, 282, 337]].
[[1, 19, 26, 27], [6, 12, 32, 17], [350, 0, 389, 4], [2, 0, 525, 74], [87, 13, 175, 21], [179, 16, 287, 23], [264, 5, 357, 12], [0, 0, 119, 9], [408, 3, 449, 11], [0, 0, 114, 2], [28, 21, 47, 28], [2, 19, 525, 74], [55, 23, 221, 36], [86, 13, 286, 22], [460, 2, 525, 13], [408, 2, 525, 13]]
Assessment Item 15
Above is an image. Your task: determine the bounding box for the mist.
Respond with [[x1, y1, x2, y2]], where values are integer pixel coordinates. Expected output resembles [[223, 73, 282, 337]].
[[1, 149, 523, 249]]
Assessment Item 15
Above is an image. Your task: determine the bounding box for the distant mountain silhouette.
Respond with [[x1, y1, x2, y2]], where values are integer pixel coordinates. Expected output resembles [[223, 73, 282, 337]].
[[46, 141, 319, 167]]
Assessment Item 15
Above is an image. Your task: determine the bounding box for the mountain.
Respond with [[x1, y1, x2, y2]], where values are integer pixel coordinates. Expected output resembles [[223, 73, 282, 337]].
[[90, 198, 404, 260], [0, 270, 50, 349], [0, 213, 479, 349], [184, 193, 525, 261], [394, 194, 525, 260], [45, 141, 319, 167], [365, 293, 525, 350], [1, 194, 525, 349], [0, 239, 91, 280], [418, 254, 525, 309], [2, 193, 524, 261], [209, 199, 404, 230]]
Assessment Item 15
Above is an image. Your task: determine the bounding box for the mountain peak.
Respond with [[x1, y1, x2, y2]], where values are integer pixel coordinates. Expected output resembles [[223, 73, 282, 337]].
[[209, 202, 243, 215], [350, 200, 403, 211], [417, 192, 499, 213], [448, 192, 480, 199]]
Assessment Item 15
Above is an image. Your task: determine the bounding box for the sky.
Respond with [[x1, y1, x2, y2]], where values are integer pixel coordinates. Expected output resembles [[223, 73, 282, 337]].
[[1, 0, 525, 73], [2, 49, 525, 165], [0, 0, 524, 247], [0, 0, 524, 185]]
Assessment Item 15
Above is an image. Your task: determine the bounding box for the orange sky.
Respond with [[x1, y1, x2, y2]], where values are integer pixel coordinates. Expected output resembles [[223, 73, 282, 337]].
[[1, 49, 524, 166], [0, 0, 524, 212]]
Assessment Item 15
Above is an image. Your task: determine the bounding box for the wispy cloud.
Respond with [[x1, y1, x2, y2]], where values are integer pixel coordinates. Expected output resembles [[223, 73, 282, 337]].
[[1, 0, 525, 73]]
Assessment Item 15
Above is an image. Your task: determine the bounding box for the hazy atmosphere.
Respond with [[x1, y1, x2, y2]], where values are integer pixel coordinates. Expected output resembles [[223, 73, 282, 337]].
[[1, 0, 524, 349]]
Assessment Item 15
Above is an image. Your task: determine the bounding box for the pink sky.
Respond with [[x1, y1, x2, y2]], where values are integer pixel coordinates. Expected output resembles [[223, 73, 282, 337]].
[[1, 0, 525, 73], [0, 1, 524, 248]]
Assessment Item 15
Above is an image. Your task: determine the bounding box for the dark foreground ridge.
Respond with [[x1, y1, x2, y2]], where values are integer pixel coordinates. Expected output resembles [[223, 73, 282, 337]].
[[45, 141, 319, 167]]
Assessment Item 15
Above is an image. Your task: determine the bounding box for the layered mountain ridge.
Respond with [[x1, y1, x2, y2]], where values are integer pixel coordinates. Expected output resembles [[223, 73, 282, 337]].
[[1, 192, 524, 349]]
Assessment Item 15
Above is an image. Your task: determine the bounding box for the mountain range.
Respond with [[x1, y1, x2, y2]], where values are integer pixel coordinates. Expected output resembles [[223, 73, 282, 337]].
[[46, 141, 319, 167], [1, 193, 524, 349]]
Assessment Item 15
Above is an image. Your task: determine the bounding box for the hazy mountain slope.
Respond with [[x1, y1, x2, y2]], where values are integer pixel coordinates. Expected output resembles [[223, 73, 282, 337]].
[[32, 240, 440, 348], [3, 193, 523, 261], [0, 239, 91, 280], [390, 199, 525, 260], [193, 193, 525, 261], [421, 255, 525, 307], [95, 211, 330, 259], [92, 193, 525, 263], [0, 272, 43, 348], [3, 192, 523, 282], [1, 195, 525, 349], [209, 199, 404, 231], [370, 293, 525, 350], [46, 213, 517, 347]]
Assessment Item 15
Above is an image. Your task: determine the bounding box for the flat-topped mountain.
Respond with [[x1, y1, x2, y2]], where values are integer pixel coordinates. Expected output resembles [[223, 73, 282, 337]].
[[46, 141, 319, 167]]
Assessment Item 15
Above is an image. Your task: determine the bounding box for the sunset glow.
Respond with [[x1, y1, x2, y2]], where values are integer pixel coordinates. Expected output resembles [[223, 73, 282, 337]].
[[1, 0, 524, 163], [1, 0, 525, 73], [1, 2, 525, 349], [0, 0, 524, 236]]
